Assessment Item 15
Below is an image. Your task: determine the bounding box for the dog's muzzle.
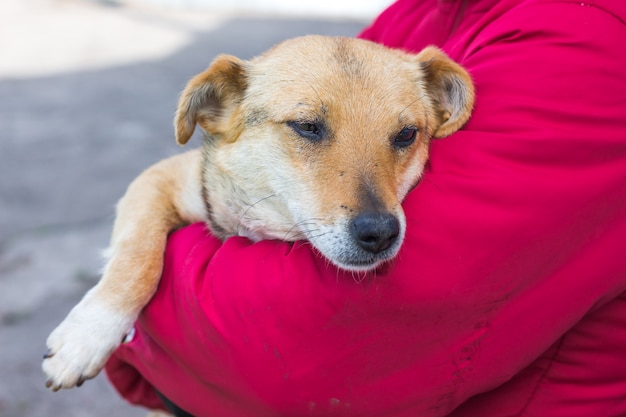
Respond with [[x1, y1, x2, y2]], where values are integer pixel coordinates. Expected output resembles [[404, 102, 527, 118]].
[[305, 210, 404, 272]]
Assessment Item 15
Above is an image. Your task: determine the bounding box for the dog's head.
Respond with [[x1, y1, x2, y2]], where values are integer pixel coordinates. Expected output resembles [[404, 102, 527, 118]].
[[174, 36, 474, 272]]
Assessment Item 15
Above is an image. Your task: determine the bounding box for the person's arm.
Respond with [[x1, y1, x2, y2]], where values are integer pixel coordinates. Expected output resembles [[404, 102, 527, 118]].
[[107, 1, 626, 416], [361, 0, 626, 415]]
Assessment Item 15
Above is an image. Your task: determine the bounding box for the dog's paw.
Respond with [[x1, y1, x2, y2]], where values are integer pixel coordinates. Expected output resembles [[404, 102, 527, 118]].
[[42, 295, 135, 391]]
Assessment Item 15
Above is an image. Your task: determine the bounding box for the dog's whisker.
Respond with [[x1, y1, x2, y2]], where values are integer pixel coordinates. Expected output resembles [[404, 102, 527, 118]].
[[303, 230, 333, 243], [237, 194, 278, 224], [282, 218, 324, 239], [399, 94, 427, 119], [302, 78, 326, 111], [350, 270, 369, 284]]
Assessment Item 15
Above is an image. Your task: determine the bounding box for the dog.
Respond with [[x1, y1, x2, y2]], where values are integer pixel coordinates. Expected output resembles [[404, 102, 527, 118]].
[[42, 35, 474, 390]]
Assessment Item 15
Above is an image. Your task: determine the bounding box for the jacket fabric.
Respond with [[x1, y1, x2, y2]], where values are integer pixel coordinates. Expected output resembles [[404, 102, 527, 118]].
[[106, 0, 626, 415]]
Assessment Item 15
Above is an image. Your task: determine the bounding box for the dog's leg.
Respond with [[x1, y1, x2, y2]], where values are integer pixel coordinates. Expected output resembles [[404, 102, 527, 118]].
[[43, 150, 206, 390]]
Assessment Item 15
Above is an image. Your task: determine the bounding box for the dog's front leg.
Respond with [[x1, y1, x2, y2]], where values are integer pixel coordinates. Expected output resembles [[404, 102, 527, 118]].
[[43, 150, 206, 390]]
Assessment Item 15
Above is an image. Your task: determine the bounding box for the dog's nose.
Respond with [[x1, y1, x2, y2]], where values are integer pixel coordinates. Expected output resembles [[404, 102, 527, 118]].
[[349, 212, 400, 254]]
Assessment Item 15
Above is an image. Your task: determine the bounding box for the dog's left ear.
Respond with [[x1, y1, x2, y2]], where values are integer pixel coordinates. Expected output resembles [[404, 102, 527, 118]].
[[415, 47, 475, 138], [175, 54, 248, 145]]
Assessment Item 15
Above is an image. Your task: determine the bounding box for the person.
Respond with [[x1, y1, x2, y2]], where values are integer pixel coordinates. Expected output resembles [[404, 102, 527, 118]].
[[105, 0, 626, 416]]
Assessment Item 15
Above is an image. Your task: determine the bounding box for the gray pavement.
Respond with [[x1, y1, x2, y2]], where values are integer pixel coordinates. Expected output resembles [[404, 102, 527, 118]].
[[0, 1, 367, 415]]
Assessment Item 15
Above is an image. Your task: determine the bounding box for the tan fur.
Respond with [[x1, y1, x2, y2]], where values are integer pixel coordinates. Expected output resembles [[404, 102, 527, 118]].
[[43, 35, 474, 391], [102, 150, 204, 310], [147, 411, 172, 417]]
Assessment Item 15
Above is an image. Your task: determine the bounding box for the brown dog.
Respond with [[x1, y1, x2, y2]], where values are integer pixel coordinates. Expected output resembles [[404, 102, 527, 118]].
[[42, 35, 474, 390]]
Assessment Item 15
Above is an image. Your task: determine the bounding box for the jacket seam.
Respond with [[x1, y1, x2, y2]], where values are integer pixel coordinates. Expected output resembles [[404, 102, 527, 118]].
[[542, 0, 626, 26], [517, 335, 566, 416]]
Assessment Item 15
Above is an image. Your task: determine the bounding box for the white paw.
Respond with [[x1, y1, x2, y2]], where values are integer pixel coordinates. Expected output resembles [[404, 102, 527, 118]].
[[42, 291, 135, 390]]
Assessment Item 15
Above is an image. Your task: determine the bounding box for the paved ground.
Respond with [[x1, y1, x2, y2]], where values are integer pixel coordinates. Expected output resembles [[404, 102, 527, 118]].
[[0, 1, 367, 415]]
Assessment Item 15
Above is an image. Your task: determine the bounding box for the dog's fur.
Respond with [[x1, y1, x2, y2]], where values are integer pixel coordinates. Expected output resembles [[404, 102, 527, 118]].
[[42, 35, 474, 390]]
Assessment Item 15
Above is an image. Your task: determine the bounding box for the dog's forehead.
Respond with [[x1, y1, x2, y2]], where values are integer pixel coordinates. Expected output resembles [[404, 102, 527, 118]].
[[253, 36, 417, 86], [246, 36, 427, 117]]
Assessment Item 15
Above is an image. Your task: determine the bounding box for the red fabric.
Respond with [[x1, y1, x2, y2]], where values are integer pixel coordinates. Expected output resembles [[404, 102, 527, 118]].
[[106, 0, 626, 415]]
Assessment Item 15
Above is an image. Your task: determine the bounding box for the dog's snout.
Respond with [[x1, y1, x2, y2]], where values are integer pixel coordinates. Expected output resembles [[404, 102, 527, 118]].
[[349, 212, 400, 254]]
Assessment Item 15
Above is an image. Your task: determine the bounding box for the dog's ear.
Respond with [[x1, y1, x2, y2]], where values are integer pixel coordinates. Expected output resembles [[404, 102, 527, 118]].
[[175, 54, 248, 145], [415, 47, 475, 138]]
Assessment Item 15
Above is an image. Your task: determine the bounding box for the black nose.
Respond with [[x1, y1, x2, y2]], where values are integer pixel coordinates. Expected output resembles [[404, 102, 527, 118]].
[[349, 212, 400, 254]]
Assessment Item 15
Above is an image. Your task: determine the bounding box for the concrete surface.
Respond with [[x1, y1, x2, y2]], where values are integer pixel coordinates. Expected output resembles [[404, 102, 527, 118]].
[[0, 0, 369, 415]]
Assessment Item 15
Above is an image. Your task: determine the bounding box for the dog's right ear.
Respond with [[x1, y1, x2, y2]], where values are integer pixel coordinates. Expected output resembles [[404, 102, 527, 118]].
[[175, 54, 248, 145]]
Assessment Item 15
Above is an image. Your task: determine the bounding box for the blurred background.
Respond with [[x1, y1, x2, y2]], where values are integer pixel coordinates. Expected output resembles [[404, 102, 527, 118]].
[[0, 0, 389, 415]]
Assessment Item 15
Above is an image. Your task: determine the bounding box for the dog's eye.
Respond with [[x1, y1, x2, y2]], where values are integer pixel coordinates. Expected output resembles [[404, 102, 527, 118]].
[[288, 121, 324, 141], [393, 127, 418, 148]]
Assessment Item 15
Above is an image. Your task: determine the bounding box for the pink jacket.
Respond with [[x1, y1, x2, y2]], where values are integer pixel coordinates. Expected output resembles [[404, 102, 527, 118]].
[[106, 0, 626, 415]]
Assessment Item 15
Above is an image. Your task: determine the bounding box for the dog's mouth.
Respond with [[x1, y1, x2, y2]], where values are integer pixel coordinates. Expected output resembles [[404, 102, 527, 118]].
[[330, 243, 402, 272]]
